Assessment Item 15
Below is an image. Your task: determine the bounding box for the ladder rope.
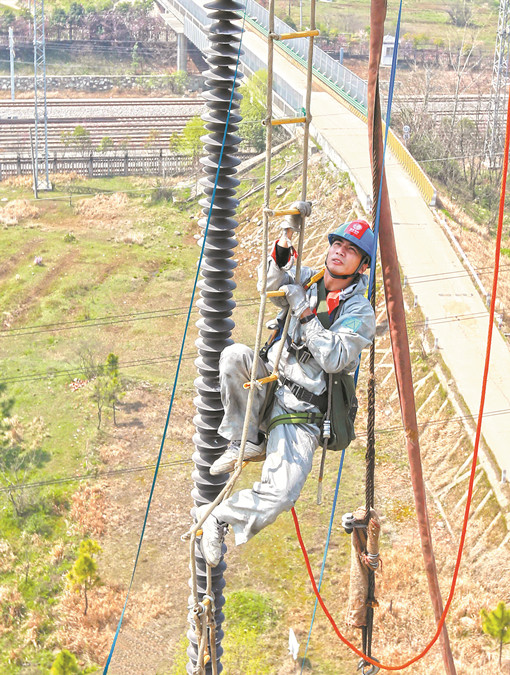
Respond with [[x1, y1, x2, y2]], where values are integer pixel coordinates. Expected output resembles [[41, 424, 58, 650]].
[[292, 34, 510, 673], [248, 0, 317, 392]]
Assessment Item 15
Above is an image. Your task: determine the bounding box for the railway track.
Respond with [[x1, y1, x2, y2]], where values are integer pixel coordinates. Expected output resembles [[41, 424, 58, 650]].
[[392, 93, 491, 122], [0, 97, 206, 156]]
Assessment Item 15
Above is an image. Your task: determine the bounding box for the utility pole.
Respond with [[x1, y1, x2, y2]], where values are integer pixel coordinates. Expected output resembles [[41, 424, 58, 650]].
[[33, 0, 51, 195], [485, 0, 510, 170], [9, 27, 15, 101]]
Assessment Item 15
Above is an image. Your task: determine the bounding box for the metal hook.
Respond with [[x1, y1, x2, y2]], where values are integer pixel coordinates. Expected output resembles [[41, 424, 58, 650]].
[[342, 512, 368, 534], [357, 657, 380, 675]]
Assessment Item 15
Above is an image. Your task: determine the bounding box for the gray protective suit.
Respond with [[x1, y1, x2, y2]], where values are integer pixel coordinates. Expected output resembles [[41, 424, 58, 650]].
[[214, 251, 376, 545]]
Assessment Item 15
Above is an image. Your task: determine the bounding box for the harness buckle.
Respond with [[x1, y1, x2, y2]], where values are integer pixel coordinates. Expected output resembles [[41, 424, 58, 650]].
[[289, 381, 302, 398], [288, 340, 312, 363]]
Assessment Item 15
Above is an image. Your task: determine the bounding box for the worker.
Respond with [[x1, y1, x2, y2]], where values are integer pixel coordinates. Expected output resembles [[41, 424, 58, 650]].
[[196, 203, 376, 567]]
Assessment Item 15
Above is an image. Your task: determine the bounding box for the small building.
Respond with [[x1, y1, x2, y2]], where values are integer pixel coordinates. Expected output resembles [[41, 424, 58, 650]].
[[381, 35, 396, 67]]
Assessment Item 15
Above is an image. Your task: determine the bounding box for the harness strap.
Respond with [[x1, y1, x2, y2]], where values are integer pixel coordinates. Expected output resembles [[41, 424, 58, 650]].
[[278, 376, 327, 410], [267, 411, 324, 436]]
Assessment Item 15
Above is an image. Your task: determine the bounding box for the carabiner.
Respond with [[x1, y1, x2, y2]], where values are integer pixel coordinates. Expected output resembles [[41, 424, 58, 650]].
[[357, 657, 380, 675]]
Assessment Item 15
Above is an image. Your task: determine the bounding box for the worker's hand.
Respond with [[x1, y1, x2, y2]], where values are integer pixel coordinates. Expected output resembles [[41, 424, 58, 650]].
[[283, 200, 312, 233], [281, 284, 309, 317]]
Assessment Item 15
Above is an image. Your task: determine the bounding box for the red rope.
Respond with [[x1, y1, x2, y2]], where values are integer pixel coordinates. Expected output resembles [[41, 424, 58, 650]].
[[292, 84, 510, 672]]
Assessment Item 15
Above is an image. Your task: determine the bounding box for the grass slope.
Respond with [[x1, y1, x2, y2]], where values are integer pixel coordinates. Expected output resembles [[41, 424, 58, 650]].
[[0, 150, 508, 674]]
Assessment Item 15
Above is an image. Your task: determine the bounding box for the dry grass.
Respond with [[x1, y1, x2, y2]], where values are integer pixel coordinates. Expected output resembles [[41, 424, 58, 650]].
[[0, 540, 15, 574], [68, 484, 110, 538], [55, 580, 172, 664], [55, 585, 124, 662], [0, 199, 39, 225], [1, 173, 82, 189], [75, 192, 130, 221]]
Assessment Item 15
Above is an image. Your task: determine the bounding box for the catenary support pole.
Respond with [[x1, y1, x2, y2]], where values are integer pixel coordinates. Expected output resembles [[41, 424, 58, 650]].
[[9, 28, 15, 101], [186, 1, 244, 672], [367, 1, 457, 673]]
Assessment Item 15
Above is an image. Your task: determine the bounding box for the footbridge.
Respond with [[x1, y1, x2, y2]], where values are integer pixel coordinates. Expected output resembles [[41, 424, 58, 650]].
[[158, 0, 510, 513]]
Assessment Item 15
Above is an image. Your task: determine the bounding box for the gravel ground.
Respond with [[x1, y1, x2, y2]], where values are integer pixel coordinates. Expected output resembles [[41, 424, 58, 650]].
[[1, 97, 206, 120]]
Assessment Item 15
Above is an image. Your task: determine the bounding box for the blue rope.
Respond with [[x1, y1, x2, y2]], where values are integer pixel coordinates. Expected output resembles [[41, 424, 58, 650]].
[[102, 11, 247, 673], [299, 447, 346, 674], [300, 3, 403, 669]]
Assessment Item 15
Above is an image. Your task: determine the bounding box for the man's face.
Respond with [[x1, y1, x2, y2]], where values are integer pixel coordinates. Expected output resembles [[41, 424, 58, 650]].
[[326, 237, 368, 276]]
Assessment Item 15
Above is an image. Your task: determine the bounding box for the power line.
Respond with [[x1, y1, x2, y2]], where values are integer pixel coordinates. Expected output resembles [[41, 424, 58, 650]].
[[0, 307, 505, 385], [0, 353, 194, 384], [0, 298, 259, 338], [0, 258, 507, 341], [2, 406, 508, 495], [0, 457, 193, 493], [406, 263, 510, 284]]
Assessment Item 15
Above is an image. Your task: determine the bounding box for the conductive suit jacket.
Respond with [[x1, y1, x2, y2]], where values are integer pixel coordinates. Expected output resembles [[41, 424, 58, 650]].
[[257, 250, 376, 415]]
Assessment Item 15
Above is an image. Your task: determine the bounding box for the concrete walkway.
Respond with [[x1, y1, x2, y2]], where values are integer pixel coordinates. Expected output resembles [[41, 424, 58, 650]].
[[243, 26, 510, 483]]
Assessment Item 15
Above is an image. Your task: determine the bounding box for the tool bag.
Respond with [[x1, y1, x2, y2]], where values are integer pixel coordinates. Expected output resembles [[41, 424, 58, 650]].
[[323, 371, 357, 451]]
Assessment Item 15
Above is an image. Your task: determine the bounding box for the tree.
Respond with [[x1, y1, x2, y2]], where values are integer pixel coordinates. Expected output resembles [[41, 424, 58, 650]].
[[88, 352, 123, 428], [175, 115, 206, 184], [445, 1, 473, 27], [68, 2, 84, 39], [70, 126, 92, 156], [50, 650, 81, 675], [97, 136, 115, 154], [1, 8, 16, 27], [144, 129, 161, 149], [481, 602, 510, 668], [239, 71, 267, 153], [169, 70, 188, 95], [0, 384, 50, 517], [131, 41, 141, 74], [67, 539, 102, 616], [104, 353, 122, 425], [51, 7, 68, 40]]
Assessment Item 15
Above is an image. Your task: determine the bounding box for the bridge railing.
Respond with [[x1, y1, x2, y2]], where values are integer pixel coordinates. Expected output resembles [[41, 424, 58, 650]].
[[165, 0, 436, 205], [175, 0, 305, 117]]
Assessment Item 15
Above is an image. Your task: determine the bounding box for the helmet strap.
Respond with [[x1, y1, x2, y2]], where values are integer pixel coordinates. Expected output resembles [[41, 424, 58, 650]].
[[324, 255, 369, 281]]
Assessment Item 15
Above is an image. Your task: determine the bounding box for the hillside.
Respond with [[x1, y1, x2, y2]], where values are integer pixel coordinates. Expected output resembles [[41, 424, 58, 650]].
[[0, 145, 508, 673]]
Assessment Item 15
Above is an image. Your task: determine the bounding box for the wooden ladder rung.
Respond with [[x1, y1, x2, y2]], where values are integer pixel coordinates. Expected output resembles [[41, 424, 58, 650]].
[[271, 29, 319, 40], [243, 373, 279, 389], [268, 116, 306, 126], [264, 207, 300, 216]]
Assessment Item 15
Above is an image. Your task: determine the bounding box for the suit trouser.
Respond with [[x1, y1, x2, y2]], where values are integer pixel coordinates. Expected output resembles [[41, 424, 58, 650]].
[[215, 344, 320, 544]]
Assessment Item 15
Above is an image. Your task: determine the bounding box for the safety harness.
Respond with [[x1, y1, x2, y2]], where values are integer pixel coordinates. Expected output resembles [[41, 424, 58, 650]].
[[263, 272, 359, 502]]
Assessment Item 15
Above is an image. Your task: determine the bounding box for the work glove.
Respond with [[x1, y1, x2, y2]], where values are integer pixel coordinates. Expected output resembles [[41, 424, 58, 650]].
[[280, 284, 309, 317], [282, 200, 313, 233]]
